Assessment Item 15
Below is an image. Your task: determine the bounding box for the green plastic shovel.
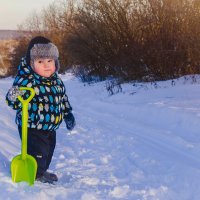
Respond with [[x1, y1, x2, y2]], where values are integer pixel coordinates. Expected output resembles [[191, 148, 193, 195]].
[[11, 87, 37, 185]]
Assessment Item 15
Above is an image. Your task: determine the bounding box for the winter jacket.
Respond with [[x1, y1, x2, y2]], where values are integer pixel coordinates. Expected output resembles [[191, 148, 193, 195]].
[[6, 57, 72, 131]]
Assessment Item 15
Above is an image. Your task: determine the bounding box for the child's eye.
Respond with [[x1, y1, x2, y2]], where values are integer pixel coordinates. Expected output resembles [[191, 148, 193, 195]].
[[38, 60, 42, 64], [48, 59, 53, 62]]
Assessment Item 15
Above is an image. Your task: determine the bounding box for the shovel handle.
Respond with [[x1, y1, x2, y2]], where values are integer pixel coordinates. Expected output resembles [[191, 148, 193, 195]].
[[18, 87, 35, 104], [17, 87, 35, 160]]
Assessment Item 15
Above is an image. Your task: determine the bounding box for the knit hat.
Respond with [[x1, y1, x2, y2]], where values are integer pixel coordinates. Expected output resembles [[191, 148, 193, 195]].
[[26, 36, 60, 71]]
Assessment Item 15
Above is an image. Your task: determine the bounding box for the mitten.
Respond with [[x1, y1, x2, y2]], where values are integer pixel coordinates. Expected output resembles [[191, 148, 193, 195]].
[[7, 86, 24, 102], [64, 112, 76, 130]]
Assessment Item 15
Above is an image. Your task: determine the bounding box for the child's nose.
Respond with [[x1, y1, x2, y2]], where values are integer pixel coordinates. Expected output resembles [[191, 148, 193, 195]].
[[44, 62, 50, 67]]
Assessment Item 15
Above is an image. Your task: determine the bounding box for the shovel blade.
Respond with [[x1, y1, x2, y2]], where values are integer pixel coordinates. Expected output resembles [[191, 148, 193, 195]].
[[11, 154, 37, 185]]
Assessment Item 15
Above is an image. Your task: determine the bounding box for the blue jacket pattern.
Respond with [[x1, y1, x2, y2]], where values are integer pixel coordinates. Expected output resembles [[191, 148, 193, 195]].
[[6, 58, 72, 131]]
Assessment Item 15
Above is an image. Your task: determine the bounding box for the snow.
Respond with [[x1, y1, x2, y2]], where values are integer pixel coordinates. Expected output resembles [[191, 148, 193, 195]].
[[1, 73, 200, 199]]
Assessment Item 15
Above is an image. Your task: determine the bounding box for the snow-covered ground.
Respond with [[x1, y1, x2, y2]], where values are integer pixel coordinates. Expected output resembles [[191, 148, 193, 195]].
[[1, 73, 200, 200]]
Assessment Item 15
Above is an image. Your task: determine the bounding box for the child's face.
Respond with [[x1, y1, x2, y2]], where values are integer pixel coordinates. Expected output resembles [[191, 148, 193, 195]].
[[33, 58, 56, 78]]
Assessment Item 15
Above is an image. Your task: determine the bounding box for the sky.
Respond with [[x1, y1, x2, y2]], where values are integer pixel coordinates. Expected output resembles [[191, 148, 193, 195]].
[[0, 0, 56, 30]]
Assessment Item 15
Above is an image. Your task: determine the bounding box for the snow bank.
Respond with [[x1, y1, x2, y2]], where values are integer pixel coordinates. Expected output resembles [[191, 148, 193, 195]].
[[1, 74, 200, 199]]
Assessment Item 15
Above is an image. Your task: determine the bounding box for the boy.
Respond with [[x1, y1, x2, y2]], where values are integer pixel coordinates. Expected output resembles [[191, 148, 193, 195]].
[[6, 36, 76, 184]]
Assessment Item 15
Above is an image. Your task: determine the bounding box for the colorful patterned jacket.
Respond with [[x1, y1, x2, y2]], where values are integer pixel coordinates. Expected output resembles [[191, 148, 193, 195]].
[[6, 58, 72, 131]]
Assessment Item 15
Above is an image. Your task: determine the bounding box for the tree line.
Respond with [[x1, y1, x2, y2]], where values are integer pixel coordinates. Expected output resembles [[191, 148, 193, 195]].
[[7, 0, 200, 83]]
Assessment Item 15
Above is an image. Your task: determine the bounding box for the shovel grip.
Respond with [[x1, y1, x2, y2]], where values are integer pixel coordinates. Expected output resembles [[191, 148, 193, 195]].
[[18, 87, 35, 104]]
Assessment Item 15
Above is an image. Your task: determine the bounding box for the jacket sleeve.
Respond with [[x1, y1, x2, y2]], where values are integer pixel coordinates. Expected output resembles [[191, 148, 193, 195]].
[[6, 74, 31, 110], [61, 83, 72, 117]]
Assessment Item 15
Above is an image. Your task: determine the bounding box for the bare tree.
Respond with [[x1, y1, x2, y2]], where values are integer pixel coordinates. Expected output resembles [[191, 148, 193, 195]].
[[7, 0, 200, 84]]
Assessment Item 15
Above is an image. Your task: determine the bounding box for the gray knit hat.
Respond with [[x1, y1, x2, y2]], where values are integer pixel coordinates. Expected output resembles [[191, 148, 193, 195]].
[[26, 36, 60, 71]]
